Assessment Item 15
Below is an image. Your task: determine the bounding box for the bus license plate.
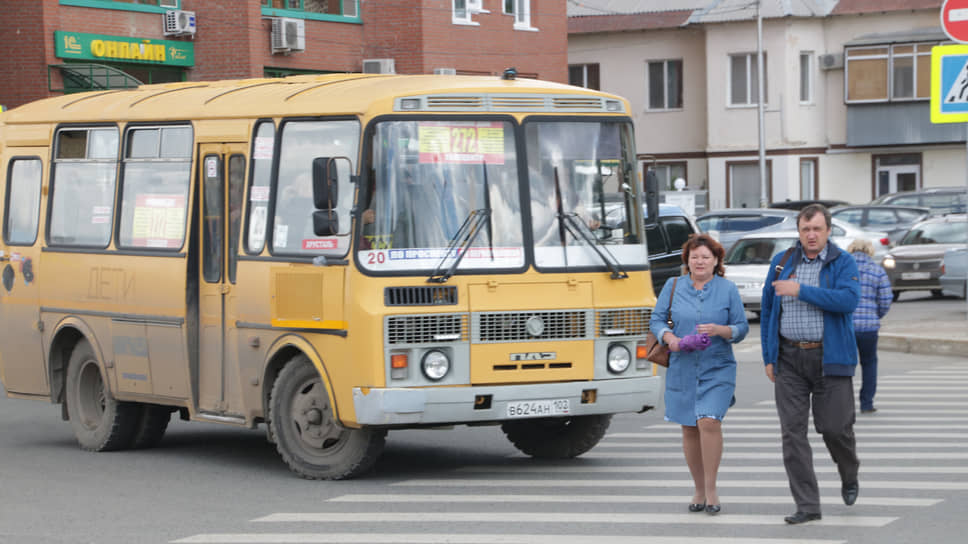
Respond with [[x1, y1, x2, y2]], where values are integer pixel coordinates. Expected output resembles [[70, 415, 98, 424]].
[[506, 399, 570, 418], [901, 272, 930, 280]]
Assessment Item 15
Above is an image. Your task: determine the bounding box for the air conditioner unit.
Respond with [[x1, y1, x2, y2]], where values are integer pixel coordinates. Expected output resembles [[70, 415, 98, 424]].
[[163, 10, 196, 37], [271, 17, 306, 54], [467, 0, 484, 13], [819, 53, 844, 70], [363, 58, 396, 74], [433, 67, 457, 75]]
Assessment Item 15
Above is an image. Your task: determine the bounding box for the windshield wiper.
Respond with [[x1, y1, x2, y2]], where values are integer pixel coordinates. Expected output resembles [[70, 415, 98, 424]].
[[427, 209, 492, 283], [560, 212, 629, 279]]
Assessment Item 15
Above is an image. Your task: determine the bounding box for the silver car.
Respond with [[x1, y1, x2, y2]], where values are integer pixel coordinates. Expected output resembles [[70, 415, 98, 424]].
[[882, 214, 968, 300], [940, 247, 967, 299]]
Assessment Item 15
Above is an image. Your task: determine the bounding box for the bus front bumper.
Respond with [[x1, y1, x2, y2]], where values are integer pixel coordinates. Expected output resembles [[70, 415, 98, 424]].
[[351, 376, 662, 426]]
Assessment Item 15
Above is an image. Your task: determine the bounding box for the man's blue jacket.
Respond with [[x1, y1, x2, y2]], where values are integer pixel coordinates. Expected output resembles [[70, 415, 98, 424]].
[[760, 241, 861, 376]]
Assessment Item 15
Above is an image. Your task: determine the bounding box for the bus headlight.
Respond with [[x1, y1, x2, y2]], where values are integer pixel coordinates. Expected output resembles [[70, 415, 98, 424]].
[[607, 344, 631, 374], [421, 350, 450, 381]]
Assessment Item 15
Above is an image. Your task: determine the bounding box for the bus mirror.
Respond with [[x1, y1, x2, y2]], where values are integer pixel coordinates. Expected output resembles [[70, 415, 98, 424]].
[[313, 209, 340, 236], [312, 157, 339, 209], [644, 169, 660, 226]]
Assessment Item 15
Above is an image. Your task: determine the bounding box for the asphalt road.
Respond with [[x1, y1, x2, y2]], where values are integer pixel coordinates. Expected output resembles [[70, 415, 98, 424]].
[[1, 294, 965, 544]]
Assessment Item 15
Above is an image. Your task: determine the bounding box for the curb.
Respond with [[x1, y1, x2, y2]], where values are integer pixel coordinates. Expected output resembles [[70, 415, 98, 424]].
[[879, 333, 968, 357]]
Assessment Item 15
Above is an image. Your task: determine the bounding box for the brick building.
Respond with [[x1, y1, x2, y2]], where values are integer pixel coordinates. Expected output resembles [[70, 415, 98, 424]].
[[0, 0, 566, 111]]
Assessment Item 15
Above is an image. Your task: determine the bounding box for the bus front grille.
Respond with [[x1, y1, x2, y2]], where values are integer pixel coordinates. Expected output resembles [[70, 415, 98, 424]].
[[474, 310, 589, 343], [386, 314, 468, 345], [596, 308, 652, 337]]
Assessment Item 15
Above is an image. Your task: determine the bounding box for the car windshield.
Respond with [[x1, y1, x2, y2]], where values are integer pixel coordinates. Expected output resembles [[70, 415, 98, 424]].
[[725, 237, 796, 265], [899, 221, 968, 245], [358, 120, 525, 272], [525, 120, 647, 269]]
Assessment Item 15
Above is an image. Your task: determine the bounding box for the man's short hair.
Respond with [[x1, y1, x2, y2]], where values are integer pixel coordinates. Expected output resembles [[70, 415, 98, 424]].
[[797, 203, 831, 229]]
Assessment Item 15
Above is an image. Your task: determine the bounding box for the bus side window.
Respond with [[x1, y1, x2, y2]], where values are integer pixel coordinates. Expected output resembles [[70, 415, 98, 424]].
[[4, 158, 43, 246], [49, 127, 119, 247]]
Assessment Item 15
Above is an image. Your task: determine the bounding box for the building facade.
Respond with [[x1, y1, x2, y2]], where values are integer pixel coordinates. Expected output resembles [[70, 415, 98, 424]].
[[0, 0, 566, 111], [568, 0, 961, 212]]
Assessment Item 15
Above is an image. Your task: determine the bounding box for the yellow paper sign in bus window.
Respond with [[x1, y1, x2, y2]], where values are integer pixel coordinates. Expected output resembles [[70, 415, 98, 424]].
[[417, 122, 505, 164]]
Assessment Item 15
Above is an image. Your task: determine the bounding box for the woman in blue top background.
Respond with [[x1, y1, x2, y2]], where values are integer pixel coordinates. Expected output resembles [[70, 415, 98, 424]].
[[650, 233, 749, 516], [847, 239, 892, 413]]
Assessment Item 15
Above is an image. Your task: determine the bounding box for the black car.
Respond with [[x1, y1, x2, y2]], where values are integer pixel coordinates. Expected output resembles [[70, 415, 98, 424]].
[[831, 204, 931, 244], [607, 203, 699, 293]]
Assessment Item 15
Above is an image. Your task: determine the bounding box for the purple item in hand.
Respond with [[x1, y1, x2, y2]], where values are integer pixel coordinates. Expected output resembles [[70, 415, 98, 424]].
[[679, 333, 711, 353]]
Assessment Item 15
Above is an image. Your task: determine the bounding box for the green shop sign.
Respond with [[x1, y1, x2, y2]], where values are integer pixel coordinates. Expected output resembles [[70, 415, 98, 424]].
[[55, 31, 194, 67]]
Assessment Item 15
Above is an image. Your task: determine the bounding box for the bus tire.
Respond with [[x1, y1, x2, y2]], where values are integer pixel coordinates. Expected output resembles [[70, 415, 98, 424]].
[[269, 355, 386, 480], [65, 340, 140, 452], [129, 404, 172, 449], [501, 414, 611, 459]]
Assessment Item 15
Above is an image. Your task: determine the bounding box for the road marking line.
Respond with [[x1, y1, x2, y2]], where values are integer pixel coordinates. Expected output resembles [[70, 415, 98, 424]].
[[621, 432, 968, 438], [327, 493, 941, 507], [252, 512, 895, 527], [714, 415, 968, 422], [596, 441, 968, 449], [390, 478, 968, 490], [173, 533, 849, 544], [456, 463, 968, 476], [585, 451, 968, 460], [756, 400, 968, 406], [647, 424, 964, 430]]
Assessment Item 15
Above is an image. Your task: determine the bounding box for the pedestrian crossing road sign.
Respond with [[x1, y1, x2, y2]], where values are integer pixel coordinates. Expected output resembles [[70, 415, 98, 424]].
[[931, 44, 968, 123]]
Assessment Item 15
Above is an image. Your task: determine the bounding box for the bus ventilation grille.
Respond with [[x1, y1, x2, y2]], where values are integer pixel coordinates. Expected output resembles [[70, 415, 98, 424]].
[[384, 286, 458, 306]]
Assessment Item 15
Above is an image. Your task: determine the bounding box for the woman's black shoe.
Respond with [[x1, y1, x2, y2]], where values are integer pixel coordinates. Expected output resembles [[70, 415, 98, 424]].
[[688, 502, 706, 512], [705, 504, 721, 515]]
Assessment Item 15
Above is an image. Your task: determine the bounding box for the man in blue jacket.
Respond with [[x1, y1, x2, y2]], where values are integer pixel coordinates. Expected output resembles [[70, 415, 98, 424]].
[[760, 204, 861, 525]]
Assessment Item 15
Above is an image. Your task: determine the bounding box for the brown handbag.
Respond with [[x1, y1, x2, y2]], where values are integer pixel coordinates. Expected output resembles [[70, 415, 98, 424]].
[[645, 277, 677, 367]]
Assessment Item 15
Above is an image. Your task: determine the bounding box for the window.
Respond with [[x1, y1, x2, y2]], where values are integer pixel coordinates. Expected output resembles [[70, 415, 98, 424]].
[[799, 158, 817, 200], [800, 52, 813, 103], [729, 53, 767, 106], [726, 161, 771, 208], [49, 127, 119, 247], [4, 159, 43, 246], [646, 162, 687, 191], [272, 120, 359, 256], [845, 42, 934, 103], [61, 0, 179, 10], [508, 0, 531, 28], [568, 64, 599, 90], [117, 126, 192, 250], [453, 0, 474, 24], [262, 0, 358, 17], [647, 60, 683, 110], [247, 121, 274, 254]]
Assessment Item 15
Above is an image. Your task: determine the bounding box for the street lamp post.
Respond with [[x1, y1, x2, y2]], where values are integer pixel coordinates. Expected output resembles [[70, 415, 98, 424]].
[[757, 1, 768, 207]]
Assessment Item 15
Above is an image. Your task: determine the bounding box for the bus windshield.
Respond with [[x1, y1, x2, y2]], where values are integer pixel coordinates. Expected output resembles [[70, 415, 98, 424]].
[[526, 120, 646, 269], [359, 119, 525, 272]]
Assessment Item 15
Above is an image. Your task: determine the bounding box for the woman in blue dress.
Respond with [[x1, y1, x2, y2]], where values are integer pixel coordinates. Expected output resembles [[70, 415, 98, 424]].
[[650, 233, 749, 515]]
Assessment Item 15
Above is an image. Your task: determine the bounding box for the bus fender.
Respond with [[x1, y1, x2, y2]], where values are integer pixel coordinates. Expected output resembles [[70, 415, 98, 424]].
[[46, 316, 108, 408], [261, 333, 342, 426]]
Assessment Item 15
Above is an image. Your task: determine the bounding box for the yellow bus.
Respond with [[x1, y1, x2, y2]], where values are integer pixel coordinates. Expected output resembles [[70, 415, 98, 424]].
[[0, 73, 661, 479]]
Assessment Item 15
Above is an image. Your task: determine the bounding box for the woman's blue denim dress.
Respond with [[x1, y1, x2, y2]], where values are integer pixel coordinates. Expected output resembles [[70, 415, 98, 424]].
[[650, 274, 749, 426]]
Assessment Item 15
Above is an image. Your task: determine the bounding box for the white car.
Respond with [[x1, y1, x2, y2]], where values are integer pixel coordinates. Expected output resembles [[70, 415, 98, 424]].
[[724, 222, 890, 315]]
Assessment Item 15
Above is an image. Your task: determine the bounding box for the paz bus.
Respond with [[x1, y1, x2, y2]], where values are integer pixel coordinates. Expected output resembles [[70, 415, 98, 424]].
[[0, 72, 662, 479]]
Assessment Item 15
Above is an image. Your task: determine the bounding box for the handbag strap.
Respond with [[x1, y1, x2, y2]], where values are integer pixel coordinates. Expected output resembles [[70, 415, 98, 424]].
[[665, 277, 678, 327]]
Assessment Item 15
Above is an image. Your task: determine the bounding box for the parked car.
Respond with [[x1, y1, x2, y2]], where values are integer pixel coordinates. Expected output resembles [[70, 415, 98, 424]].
[[769, 199, 849, 210], [696, 208, 889, 258], [695, 208, 798, 251], [870, 186, 967, 216], [831, 204, 931, 245], [603, 203, 699, 294], [940, 247, 967, 299], [723, 233, 798, 315], [881, 214, 968, 300]]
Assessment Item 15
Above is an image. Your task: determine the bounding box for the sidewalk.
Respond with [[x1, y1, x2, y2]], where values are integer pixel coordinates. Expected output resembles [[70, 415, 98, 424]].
[[879, 304, 968, 357]]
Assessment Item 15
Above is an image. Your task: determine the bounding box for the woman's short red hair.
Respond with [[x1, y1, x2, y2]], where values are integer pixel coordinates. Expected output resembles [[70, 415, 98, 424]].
[[680, 233, 726, 276]]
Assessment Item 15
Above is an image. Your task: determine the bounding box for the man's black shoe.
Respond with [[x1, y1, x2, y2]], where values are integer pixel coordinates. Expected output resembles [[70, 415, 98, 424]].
[[784, 511, 822, 524], [842, 481, 859, 505]]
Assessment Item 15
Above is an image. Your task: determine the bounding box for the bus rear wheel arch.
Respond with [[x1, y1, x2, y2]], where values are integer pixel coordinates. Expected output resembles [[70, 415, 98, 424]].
[[268, 354, 386, 480], [501, 414, 612, 459], [65, 340, 141, 451]]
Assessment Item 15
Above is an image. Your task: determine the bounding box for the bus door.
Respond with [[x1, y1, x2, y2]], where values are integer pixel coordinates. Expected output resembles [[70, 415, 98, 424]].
[[197, 145, 247, 415], [0, 154, 47, 396]]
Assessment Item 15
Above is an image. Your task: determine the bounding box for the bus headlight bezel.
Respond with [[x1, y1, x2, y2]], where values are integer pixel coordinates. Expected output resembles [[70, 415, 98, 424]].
[[421, 350, 450, 381], [606, 344, 632, 374]]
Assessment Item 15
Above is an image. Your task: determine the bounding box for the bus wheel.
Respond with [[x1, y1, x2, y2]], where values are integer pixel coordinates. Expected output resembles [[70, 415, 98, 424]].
[[269, 355, 386, 480], [65, 340, 140, 451], [501, 414, 611, 459], [129, 404, 172, 449]]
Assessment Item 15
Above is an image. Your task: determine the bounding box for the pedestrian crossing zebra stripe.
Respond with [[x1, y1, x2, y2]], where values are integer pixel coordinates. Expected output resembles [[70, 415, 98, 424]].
[[173, 533, 850, 544], [595, 440, 968, 449], [251, 512, 896, 527], [327, 493, 940, 507], [756, 400, 968, 406], [389, 478, 968, 490], [458, 463, 968, 476], [648, 424, 963, 430], [621, 432, 968, 438], [584, 451, 968, 460]]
